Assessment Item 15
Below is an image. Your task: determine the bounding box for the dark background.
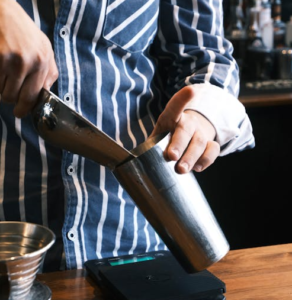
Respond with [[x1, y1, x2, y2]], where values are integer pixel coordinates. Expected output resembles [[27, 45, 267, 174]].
[[278, 0, 292, 22], [196, 0, 292, 250], [196, 105, 292, 250]]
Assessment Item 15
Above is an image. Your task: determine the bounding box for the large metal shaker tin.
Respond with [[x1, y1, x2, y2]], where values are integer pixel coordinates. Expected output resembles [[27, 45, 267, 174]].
[[114, 133, 229, 273], [33, 90, 229, 274]]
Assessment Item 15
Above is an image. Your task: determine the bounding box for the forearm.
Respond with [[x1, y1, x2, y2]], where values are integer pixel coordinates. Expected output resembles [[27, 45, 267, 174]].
[[152, 0, 254, 155]]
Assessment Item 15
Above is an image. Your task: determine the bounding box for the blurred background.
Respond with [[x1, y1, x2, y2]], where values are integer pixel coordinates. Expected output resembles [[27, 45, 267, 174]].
[[196, 0, 292, 251]]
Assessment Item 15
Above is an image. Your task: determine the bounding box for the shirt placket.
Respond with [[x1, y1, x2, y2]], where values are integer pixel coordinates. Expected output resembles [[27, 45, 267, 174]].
[[53, 0, 80, 269]]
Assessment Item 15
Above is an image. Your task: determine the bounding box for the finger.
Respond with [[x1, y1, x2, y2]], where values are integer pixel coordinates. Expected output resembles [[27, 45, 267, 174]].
[[13, 69, 47, 118], [1, 75, 26, 104], [150, 86, 195, 137], [0, 54, 6, 93], [0, 75, 6, 93], [192, 141, 220, 173], [0, 53, 28, 103], [14, 54, 58, 118], [43, 56, 58, 90], [164, 112, 197, 161], [175, 131, 208, 174]]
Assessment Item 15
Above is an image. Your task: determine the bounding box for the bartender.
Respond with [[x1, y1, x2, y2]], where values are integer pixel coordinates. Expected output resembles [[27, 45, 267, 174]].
[[0, 0, 254, 272]]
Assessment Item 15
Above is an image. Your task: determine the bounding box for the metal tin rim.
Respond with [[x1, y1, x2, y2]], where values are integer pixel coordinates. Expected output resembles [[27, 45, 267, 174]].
[[0, 221, 56, 263]]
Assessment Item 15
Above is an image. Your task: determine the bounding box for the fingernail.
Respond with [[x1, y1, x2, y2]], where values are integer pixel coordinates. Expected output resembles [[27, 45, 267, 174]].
[[170, 148, 180, 160], [180, 162, 189, 172], [194, 164, 203, 172]]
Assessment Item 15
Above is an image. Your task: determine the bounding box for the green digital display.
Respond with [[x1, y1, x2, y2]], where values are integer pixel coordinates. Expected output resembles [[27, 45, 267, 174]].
[[109, 256, 155, 266]]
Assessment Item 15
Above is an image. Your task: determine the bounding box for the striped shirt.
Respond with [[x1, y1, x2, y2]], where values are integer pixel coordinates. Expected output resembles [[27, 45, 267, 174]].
[[0, 0, 254, 271]]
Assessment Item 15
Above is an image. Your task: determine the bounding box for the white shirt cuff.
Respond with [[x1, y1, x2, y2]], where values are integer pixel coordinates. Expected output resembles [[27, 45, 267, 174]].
[[184, 83, 250, 153]]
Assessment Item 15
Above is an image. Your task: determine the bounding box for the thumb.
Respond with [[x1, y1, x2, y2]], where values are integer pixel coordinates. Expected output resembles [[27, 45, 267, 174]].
[[150, 86, 195, 137]]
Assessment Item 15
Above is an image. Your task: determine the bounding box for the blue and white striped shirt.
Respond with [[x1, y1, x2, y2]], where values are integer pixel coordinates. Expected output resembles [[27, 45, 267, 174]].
[[0, 0, 254, 271]]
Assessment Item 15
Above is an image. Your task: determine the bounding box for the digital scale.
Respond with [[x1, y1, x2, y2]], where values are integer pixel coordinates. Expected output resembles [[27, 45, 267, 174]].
[[85, 250, 226, 300]]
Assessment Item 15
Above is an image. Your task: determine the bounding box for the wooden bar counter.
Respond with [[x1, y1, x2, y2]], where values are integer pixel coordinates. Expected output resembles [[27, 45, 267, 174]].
[[239, 92, 292, 107], [37, 243, 292, 300]]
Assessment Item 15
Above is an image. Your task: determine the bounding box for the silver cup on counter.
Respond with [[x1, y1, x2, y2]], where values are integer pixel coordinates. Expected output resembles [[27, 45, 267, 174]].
[[32, 89, 229, 273], [0, 221, 55, 300]]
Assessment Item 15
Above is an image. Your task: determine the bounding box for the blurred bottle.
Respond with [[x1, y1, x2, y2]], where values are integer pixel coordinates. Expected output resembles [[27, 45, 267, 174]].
[[225, 0, 247, 77], [244, 0, 274, 80], [286, 16, 292, 47], [271, 0, 286, 48], [226, 0, 246, 38], [260, 0, 274, 49], [247, 0, 266, 48], [259, 0, 271, 29]]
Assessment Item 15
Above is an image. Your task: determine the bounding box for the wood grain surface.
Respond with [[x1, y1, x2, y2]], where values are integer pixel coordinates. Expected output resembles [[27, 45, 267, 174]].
[[209, 243, 292, 300], [239, 93, 292, 107], [37, 243, 292, 300]]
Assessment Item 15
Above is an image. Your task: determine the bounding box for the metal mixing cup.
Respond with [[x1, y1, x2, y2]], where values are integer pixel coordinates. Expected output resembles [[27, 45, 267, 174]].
[[32, 89, 229, 274], [0, 222, 55, 300], [114, 133, 229, 273]]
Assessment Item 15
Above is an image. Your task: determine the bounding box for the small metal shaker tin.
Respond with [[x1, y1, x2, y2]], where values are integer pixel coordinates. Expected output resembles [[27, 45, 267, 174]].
[[114, 133, 229, 273]]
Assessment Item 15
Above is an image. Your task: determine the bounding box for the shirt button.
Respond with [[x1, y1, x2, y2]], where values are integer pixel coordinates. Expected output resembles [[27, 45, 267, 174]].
[[67, 230, 76, 241], [60, 26, 69, 38], [67, 165, 75, 175], [63, 93, 73, 103]]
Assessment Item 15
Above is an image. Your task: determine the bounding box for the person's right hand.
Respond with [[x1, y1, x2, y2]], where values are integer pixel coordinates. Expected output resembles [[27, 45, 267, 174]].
[[0, 0, 58, 118]]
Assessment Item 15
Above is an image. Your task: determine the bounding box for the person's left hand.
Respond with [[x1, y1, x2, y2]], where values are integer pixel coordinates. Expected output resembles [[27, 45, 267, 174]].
[[150, 86, 220, 174]]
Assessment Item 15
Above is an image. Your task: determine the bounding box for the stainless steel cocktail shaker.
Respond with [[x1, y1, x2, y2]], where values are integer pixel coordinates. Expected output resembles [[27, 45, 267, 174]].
[[114, 133, 229, 273], [32, 89, 229, 273]]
